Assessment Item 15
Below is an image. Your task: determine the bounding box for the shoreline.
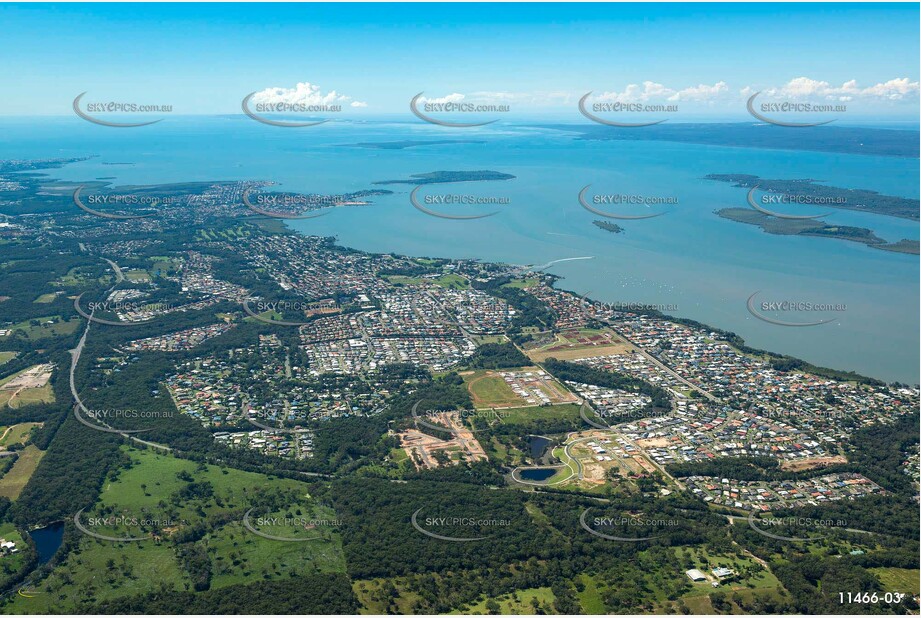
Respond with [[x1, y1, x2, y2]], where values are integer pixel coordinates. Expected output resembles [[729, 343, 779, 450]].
[[272, 216, 913, 387]]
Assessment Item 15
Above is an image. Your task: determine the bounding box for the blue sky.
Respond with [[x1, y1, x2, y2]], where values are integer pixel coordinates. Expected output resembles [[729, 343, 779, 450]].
[[1, 3, 918, 119]]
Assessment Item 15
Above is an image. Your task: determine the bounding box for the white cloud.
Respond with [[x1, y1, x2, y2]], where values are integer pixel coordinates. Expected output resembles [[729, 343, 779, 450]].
[[764, 77, 919, 101], [417, 93, 466, 105], [593, 81, 729, 103], [250, 81, 366, 107], [418, 91, 571, 107], [669, 82, 729, 102]]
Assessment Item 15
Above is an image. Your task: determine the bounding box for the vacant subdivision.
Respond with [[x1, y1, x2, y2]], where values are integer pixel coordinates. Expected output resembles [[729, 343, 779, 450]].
[[525, 328, 633, 362], [398, 411, 487, 469], [464, 366, 578, 409]]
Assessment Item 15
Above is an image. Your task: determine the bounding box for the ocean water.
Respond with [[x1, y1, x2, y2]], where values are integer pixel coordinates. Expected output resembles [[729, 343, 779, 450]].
[[1, 116, 918, 383]]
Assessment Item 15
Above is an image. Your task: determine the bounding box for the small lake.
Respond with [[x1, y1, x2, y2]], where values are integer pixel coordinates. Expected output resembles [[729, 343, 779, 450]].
[[29, 522, 64, 564], [529, 436, 551, 460], [518, 468, 557, 482]]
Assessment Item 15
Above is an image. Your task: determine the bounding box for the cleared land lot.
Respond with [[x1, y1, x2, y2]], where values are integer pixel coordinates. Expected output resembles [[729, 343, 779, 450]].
[[463, 367, 577, 409], [525, 328, 632, 362], [0, 364, 55, 408], [780, 455, 848, 471]]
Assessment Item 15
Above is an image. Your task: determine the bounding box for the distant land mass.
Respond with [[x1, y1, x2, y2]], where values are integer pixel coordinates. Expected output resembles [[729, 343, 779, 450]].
[[344, 140, 486, 150], [716, 207, 919, 255], [542, 123, 919, 158], [592, 220, 624, 234], [707, 173, 920, 220], [0, 156, 92, 173], [373, 170, 516, 185]]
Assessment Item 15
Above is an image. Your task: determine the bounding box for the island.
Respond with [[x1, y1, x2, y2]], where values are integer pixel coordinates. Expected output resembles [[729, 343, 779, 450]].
[[592, 220, 624, 234], [716, 208, 919, 255], [373, 170, 516, 185], [542, 123, 920, 158], [706, 173, 919, 220], [344, 140, 486, 150]]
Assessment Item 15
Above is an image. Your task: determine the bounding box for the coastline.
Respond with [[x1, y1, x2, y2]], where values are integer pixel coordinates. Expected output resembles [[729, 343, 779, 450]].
[[273, 216, 909, 386]]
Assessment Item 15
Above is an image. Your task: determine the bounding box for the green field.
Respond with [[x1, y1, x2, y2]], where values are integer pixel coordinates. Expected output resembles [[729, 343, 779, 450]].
[[498, 403, 582, 426], [0, 422, 40, 447], [549, 445, 581, 484], [206, 506, 344, 590], [353, 578, 425, 614], [148, 257, 182, 277], [52, 267, 104, 288], [432, 273, 468, 289], [385, 275, 425, 286], [0, 445, 45, 499], [33, 293, 59, 303], [386, 273, 468, 289], [870, 567, 921, 595], [7, 315, 80, 340], [196, 227, 251, 242], [502, 278, 538, 289], [452, 587, 555, 614], [6, 447, 346, 613], [0, 351, 16, 365], [464, 370, 522, 408], [0, 384, 54, 409], [124, 269, 150, 282], [574, 573, 606, 614], [471, 334, 508, 345]]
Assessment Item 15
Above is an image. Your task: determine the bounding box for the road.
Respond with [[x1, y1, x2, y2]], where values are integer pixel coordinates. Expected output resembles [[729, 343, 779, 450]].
[[598, 318, 720, 403], [69, 257, 171, 452], [103, 258, 125, 283]]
